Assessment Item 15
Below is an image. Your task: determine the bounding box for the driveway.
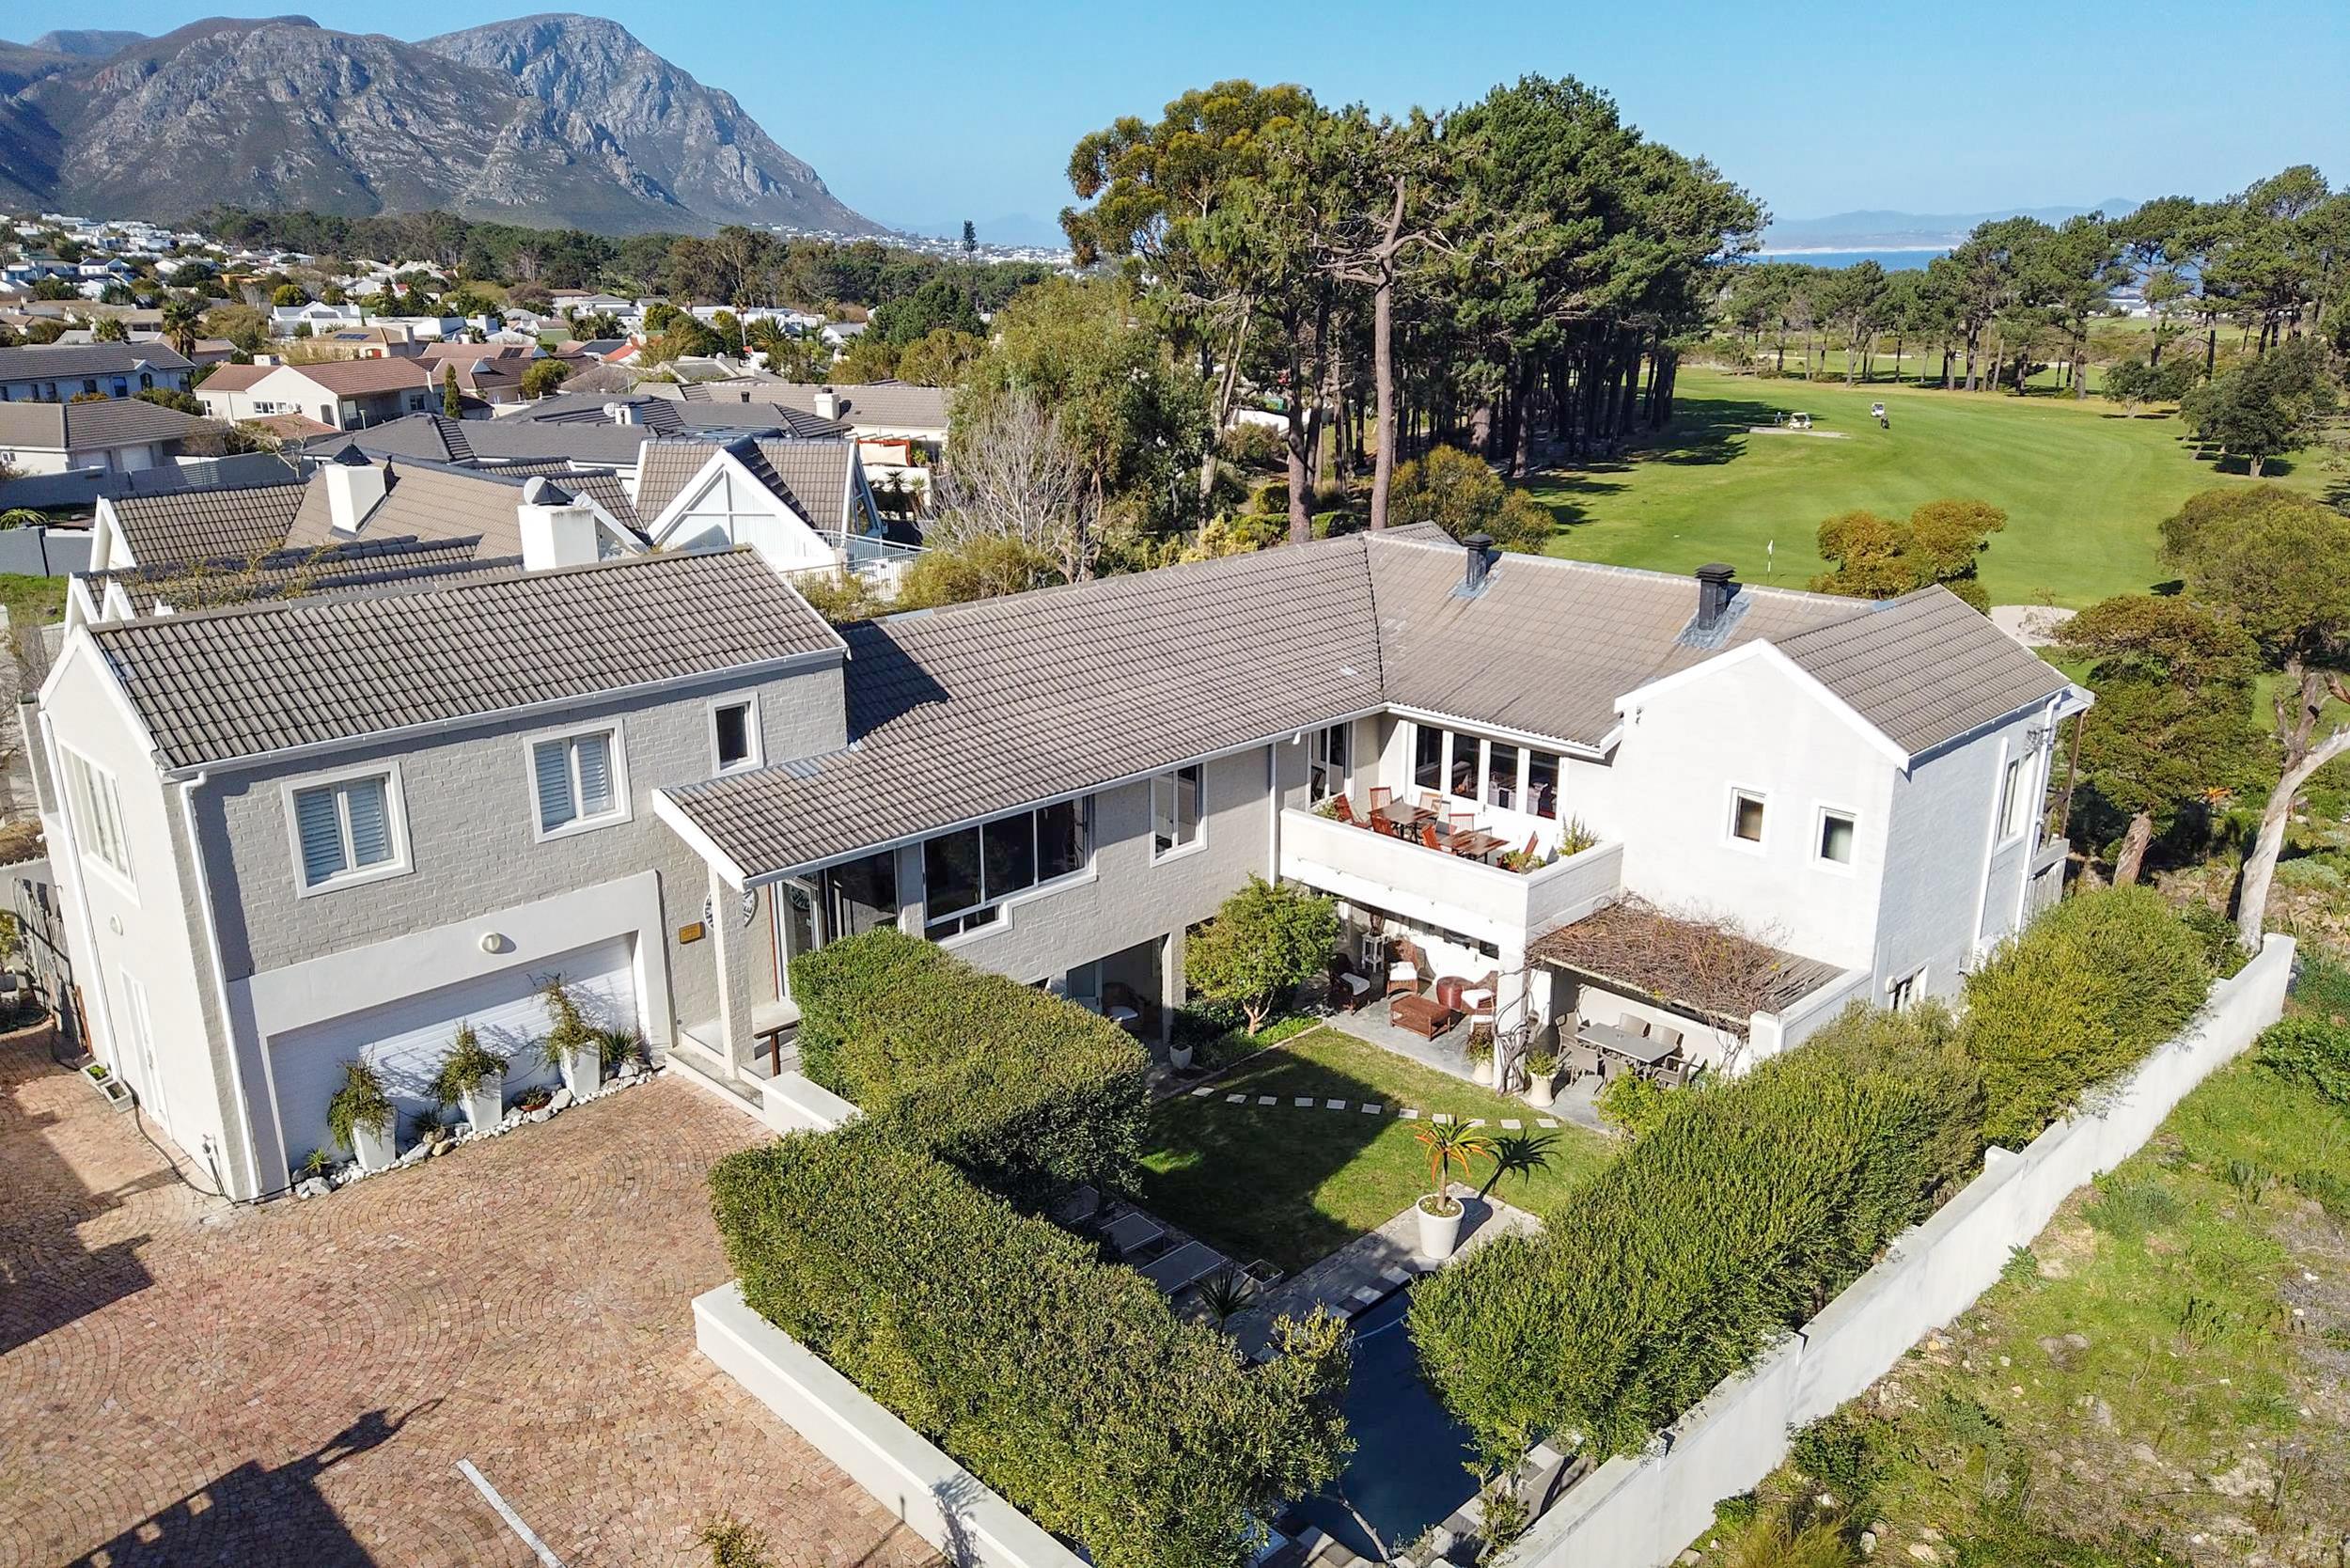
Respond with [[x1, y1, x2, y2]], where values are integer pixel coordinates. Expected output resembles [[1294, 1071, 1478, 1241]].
[[0, 1021, 936, 1568]]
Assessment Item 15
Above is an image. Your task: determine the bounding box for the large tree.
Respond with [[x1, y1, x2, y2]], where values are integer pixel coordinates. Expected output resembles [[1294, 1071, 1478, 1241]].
[[2161, 485, 2350, 949], [2179, 337, 2338, 476]]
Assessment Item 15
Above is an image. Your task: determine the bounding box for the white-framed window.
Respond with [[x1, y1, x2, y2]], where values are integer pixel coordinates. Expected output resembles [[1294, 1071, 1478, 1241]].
[[287, 768, 408, 892], [923, 796, 1092, 940], [1152, 764, 1204, 860], [1816, 808, 1857, 867], [1308, 723, 1349, 804], [530, 725, 629, 839], [1996, 755, 2029, 842], [1527, 751, 1560, 820], [711, 696, 761, 774], [60, 746, 133, 887], [1728, 787, 1767, 847], [1888, 967, 1926, 1012]]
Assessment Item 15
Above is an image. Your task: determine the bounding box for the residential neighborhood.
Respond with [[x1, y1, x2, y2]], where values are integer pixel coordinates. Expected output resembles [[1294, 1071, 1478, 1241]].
[[2, 9, 2346, 1568]]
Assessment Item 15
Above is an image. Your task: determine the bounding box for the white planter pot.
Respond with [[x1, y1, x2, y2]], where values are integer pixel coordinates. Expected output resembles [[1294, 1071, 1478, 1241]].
[[459, 1078, 503, 1134], [1169, 1043, 1196, 1072], [349, 1118, 397, 1174], [1524, 1073, 1555, 1109], [560, 1043, 602, 1100], [1417, 1192, 1464, 1259], [1472, 1057, 1493, 1087]]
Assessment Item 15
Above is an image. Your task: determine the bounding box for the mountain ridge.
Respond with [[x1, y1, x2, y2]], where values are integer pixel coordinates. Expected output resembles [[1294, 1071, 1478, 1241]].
[[0, 12, 882, 238], [1762, 199, 2141, 251]]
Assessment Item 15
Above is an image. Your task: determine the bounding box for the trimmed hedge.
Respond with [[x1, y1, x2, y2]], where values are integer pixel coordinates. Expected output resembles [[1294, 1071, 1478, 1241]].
[[791, 929, 1151, 1206], [1409, 1002, 1981, 1460], [711, 1126, 1352, 1568], [1963, 886, 2211, 1147]]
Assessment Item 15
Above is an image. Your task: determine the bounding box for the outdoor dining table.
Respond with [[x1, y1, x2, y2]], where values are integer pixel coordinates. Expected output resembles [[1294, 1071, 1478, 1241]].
[[1577, 1017, 1679, 1067], [1447, 830, 1507, 862], [1371, 802, 1434, 836]]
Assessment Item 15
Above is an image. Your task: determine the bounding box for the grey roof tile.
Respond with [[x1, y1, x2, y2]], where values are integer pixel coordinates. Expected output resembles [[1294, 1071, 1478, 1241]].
[[1774, 587, 2070, 755], [87, 535, 508, 616], [104, 480, 310, 566]]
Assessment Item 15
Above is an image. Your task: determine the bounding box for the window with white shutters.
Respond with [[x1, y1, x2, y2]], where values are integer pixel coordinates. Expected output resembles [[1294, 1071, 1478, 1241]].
[[289, 775, 399, 888], [532, 729, 625, 836]]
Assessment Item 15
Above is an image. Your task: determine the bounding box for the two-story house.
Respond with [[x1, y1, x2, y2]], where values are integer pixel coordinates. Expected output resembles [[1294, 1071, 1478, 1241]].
[[38, 523, 2082, 1198], [0, 341, 196, 404]]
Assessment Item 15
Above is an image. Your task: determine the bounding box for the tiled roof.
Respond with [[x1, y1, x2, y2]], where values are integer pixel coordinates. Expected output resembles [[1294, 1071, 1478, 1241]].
[[283, 458, 555, 558], [96, 550, 844, 770], [0, 341, 194, 380], [631, 439, 720, 519], [104, 480, 310, 566], [87, 535, 509, 617], [192, 362, 271, 391], [1773, 587, 2070, 755], [757, 381, 951, 431], [666, 536, 1388, 874], [281, 358, 434, 396], [634, 435, 860, 530], [0, 395, 206, 451]]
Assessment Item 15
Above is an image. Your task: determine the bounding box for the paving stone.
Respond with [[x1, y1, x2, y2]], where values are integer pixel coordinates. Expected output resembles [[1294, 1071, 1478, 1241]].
[[1400, 1108, 1419, 1119], [1190, 1087, 1214, 1097], [1361, 1104, 1384, 1114], [1293, 1097, 1315, 1108], [1379, 1266, 1415, 1286], [1432, 1112, 1452, 1124], [1227, 1093, 1247, 1103], [1324, 1099, 1347, 1110], [1349, 1286, 1384, 1305], [1536, 1118, 1560, 1128], [1500, 1119, 1522, 1130], [1257, 1095, 1278, 1105], [1465, 1119, 1485, 1127]]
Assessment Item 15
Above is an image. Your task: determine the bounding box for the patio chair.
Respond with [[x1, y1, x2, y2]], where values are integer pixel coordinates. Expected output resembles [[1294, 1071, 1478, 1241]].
[[1369, 785, 1394, 814], [1567, 1043, 1604, 1081], [1449, 810, 1478, 836], [1459, 969, 1499, 1017], [1328, 957, 1375, 1012], [1522, 832, 1540, 859], [1386, 939, 1427, 997], [1651, 1062, 1690, 1090], [1419, 823, 1443, 852], [1330, 792, 1359, 825], [1418, 792, 1446, 813], [1649, 1023, 1684, 1053]]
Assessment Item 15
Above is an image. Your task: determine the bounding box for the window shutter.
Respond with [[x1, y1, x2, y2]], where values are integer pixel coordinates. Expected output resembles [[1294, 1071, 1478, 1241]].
[[295, 789, 347, 884], [534, 741, 575, 831], [344, 780, 392, 867], [574, 735, 615, 817]]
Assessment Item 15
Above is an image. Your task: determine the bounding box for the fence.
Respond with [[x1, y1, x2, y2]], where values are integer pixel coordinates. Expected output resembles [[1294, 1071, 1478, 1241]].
[[0, 527, 91, 576], [1504, 933, 2297, 1568]]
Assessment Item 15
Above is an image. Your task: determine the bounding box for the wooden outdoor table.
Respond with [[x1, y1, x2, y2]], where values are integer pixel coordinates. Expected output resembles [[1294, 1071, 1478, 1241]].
[[1577, 1017, 1678, 1066], [1449, 830, 1506, 861], [1389, 993, 1458, 1041], [1372, 802, 1434, 836]]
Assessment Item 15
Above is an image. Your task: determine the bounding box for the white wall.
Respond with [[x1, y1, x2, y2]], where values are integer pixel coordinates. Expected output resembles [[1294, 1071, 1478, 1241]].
[[1504, 936, 2295, 1568], [658, 460, 840, 572]]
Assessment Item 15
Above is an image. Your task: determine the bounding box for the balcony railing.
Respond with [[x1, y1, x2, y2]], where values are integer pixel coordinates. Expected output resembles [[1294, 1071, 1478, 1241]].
[[1278, 807, 1622, 950]]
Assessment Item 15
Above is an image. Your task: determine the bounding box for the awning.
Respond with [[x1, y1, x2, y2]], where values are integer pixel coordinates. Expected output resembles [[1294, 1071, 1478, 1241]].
[[1528, 897, 1846, 1031]]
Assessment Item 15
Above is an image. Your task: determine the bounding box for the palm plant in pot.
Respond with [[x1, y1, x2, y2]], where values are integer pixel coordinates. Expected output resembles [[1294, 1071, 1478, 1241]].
[[1521, 1045, 1559, 1108], [538, 976, 602, 1099], [1412, 1120, 1494, 1260], [432, 1023, 508, 1135], [326, 1058, 397, 1173]]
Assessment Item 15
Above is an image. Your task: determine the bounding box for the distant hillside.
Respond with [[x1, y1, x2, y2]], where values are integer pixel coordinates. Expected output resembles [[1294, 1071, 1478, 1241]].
[[0, 13, 882, 237], [26, 29, 147, 57], [1763, 200, 2140, 253]]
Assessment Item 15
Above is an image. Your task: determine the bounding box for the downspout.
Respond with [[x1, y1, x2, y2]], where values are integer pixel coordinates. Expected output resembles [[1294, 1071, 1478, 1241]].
[[177, 769, 263, 1200]]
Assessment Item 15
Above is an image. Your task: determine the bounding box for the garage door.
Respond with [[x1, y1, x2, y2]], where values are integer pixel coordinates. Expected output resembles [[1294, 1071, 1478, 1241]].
[[266, 937, 637, 1171]]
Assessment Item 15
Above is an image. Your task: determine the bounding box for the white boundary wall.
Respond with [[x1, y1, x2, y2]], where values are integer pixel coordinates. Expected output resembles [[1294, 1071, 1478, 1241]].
[[1506, 934, 2296, 1568], [696, 1282, 1087, 1568]]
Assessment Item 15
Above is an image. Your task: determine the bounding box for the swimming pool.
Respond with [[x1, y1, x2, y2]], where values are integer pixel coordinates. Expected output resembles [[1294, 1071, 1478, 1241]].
[[1285, 1288, 1481, 1560]]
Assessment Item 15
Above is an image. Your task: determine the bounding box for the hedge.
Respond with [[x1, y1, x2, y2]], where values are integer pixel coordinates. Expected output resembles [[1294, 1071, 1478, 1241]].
[[791, 928, 1152, 1206], [711, 1126, 1352, 1568], [1962, 886, 2211, 1147], [1408, 1002, 1981, 1460]]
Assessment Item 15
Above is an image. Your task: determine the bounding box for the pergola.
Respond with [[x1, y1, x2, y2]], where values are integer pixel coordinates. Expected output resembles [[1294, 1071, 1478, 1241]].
[[1528, 896, 1844, 1034]]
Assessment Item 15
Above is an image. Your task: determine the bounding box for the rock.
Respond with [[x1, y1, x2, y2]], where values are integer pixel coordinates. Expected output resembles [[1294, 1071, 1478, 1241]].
[[398, 1142, 431, 1166], [548, 1087, 573, 1112], [1908, 1545, 1938, 1564], [527, 1107, 551, 1123], [1859, 1530, 1877, 1557], [295, 1177, 330, 1199], [1678, 1552, 1700, 1566], [618, 1058, 641, 1078]]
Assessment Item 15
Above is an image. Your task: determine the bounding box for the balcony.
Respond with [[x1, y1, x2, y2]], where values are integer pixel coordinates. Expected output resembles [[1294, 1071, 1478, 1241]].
[[1277, 807, 1622, 952]]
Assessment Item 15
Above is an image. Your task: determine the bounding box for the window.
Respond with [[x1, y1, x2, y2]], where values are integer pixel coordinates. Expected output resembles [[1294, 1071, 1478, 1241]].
[[61, 747, 133, 884], [819, 850, 900, 939], [1528, 751, 1560, 820], [1152, 765, 1203, 859], [1308, 723, 1349, 804], [1730, 789, 1766, 845], [713, 698, 759, 773], [532, 728, 625, 837], [1818, 809, 1856, 866], [1486, 742, 1519, 811], [1413, 725, 1443, 792], [924, 798, 1091, 938], [290, 775, 397, 887], [1888, 968, 1925, 1012], [1997, 756, 2029, 841], [1448, 731, 1480, 798]]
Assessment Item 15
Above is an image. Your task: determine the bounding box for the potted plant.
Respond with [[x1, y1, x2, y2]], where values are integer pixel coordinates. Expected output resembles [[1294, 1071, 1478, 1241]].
[[1412, 1120, 1493, 1260], [327, 1058, 397, 1173], [1466, 1029, 1494, 1087], [1522, 1046, 1558, 1108], [538, 976, 602, 1099], [515, 1084, 555, 1114], [432, 1023, 508, 1135]]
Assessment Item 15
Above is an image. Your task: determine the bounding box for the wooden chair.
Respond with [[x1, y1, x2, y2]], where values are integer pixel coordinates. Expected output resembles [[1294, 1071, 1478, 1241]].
[[1386, 939, 1426, 998], [1419, 823, 1443, 852], [1418, 792, 1446, 813], [1522, 832, 1540, 858], [1330, 792, 1359, 826], [1449, 810, 1478, 836], [1327, 957, 1375, 1012], [1369, 785, 1394, 813]]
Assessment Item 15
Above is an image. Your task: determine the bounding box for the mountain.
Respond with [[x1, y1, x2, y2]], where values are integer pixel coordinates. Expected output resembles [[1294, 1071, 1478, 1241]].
[[0, 13, 882, 237], [26, 30, 148, 57], [1763, 200, 2140, 253]]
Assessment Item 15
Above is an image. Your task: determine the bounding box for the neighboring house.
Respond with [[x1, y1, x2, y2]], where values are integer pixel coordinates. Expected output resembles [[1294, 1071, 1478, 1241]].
[[210, 358, 527, 431], [744, 380, 951, 497], [269, 302, 364, 334], [37, 524, 2083, 1196], [630, 434, 897, 578], [0, 341, 196, 403], [86, 478, 310, 572], [279, 451, 644, 560], [0, 397, 208, 477]]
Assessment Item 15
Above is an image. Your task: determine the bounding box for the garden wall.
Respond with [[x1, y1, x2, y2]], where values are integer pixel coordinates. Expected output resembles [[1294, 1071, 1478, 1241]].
[[695, 1283, 1086, 1568], [1503, 934, 2296, 1568]]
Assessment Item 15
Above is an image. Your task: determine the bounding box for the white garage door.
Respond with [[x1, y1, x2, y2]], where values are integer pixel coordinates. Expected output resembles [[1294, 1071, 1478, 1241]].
[[266, 937, 637, 1169]]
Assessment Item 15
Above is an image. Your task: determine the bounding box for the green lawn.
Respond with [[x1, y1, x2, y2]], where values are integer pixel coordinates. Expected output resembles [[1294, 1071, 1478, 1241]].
[[1531, 367, 2338, 608], [0, 572, 66, 631], [1138, 1028, 1616, 1275]]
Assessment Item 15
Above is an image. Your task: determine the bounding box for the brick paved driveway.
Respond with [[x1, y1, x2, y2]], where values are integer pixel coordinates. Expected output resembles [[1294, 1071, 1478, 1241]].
[[0, 1023, 936, 1568]]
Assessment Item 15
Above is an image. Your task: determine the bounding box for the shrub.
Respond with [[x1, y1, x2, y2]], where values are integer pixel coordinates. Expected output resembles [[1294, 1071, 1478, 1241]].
[[2256, 1017, 2350, 1107], [536, 976, 599, 1074], [325, 1059, 394, 1152], [1409, 1003, 1979, 1461], [2293, 948, 2350, 1023], [710, 1126, 1352, 1568], [791, 928, 1150, 1206], [1962, 886, 2211, 1147], [430, 1023, 506, 1105], [1185, 876, 1339, 1034], [1593, 1072, 1668, 1138]]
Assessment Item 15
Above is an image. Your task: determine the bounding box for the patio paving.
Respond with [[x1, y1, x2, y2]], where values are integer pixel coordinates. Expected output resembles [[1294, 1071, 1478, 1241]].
[[0, 1019, 937, 1568]]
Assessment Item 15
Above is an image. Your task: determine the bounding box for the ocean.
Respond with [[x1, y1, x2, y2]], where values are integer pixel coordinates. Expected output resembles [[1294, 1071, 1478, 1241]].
[[1749, 248, 1949, 270]]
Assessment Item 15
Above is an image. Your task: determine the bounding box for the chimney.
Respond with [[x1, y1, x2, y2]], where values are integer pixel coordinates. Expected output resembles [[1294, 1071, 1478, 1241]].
[[1462, 532, 1496, 594], [517, 477, 602, 572], [1695, 562, 1738, 630], [812, 385, 839, 420], [604, 400, 639, 426], [321, 449, 386, 534]]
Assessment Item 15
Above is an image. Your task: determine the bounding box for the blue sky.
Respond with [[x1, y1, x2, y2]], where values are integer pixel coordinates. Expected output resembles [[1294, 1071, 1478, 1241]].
[[49, 2, 2350, 239]]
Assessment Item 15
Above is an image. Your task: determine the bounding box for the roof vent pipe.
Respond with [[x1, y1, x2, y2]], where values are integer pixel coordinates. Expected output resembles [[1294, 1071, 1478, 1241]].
[[1463, 532, 1495, 593], [1695, 562, 1737, 629]]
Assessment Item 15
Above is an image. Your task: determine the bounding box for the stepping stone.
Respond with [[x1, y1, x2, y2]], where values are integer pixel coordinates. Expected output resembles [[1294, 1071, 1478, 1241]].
[[1226, 1093, 1246, 1104], [1293, 1096, 1316, 1108], [1257, 1095, 1277, 1105], [1536, 1118, 1559, 1128], [1400, 1108, 1419, 1120], [1361, 1103, 1384, 1114], [1466, 1119, 1486, 1128], [1325, 1098, 1348, 1110], [1379, 1265, 1415, 1286], [1500, 1119, 1522, 1130], [1350, 1286, 1384, 1305], [1190, 1087, 1214, 1097]]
